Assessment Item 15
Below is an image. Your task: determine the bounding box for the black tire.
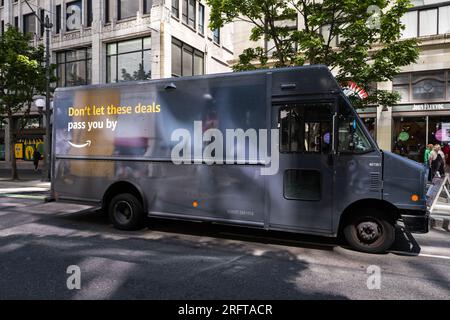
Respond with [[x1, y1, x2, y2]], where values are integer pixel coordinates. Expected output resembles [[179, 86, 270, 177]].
[[108, 193, 146, 231], [343, 211, 395, 254]]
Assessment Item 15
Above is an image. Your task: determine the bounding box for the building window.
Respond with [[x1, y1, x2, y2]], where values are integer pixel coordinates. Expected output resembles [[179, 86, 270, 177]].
[[182, 0, 195, 28], [171, 38, 204, 77], [23, 13, 36, 35], [401, 3, 450, 38], [107, 37, 152, 83], [117, 0, 139, 20], [143, 0, 152, 14], [393, 116, 427, 162], [40, 9, 45, 37], [56, 5, 61, 34], [14, 17, 19, 29], [439, 5, 450, 35], [87, 0, 93, 27], [105, 0, 112, 23], [198, 4, 204, 34], [56, 48, 92, 87], [1, 20, 4, 36], [393, 70, 449, 103], [213, 28, 220, 44], [66, 0, 82, 31], [172, 0, 179, 18], [419, 9, 438, 36]]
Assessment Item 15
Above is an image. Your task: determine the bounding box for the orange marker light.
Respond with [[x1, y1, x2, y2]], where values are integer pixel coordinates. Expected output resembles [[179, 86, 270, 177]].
[[411, 194, 419, 202], [193, 201, 199, 208]]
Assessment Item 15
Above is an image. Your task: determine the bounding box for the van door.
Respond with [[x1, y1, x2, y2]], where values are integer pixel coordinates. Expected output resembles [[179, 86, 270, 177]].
[[269, 101, 335, 233]]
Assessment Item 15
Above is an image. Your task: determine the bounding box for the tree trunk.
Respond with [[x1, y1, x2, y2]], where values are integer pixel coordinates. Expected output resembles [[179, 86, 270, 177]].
[[8, 115, 19, 180]]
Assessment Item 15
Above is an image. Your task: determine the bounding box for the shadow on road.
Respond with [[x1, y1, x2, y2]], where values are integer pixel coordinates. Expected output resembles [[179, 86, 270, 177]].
[[389, 226, 421, 256], [0, 208, 350, 299]]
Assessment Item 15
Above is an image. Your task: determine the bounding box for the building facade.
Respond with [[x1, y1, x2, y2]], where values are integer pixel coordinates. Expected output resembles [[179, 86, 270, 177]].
[[0, 0, 234, 168]]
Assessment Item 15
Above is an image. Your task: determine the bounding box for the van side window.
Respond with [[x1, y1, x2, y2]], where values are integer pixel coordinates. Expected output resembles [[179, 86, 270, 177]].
[[279, 103, 332, 153], [338, 100, 373, 153]]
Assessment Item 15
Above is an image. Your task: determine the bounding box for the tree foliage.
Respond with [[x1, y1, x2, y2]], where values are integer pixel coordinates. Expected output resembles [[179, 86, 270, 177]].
[[207, 0, 419, 108], [0, 26, 55, 179]]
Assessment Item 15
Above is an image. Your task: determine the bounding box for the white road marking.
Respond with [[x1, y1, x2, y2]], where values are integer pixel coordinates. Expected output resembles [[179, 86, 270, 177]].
[[418, 253, 450, 260]]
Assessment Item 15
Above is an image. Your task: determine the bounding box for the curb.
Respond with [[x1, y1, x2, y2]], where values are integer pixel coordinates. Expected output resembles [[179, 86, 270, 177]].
[[431, 216, 450, 232]]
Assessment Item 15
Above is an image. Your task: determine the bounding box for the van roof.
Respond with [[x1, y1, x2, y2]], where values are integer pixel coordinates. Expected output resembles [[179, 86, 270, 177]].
[[55, 64, 341, 93]]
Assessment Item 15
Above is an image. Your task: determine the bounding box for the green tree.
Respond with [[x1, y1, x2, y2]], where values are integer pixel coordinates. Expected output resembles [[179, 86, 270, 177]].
[[207, 0, 419, 109], [0, 26, 52, 180]]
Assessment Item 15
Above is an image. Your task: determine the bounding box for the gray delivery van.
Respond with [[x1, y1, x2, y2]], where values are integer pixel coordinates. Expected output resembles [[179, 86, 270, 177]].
[[51, 65, 430, 253]]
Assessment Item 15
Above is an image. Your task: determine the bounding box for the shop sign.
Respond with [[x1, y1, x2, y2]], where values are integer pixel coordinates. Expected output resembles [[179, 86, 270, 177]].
[[393, 103, 450, 112]]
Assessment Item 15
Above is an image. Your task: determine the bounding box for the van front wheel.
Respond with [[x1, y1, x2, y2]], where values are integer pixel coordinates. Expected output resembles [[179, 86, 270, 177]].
[[108, 193, 146, 231], [343, 212, 395, 254]]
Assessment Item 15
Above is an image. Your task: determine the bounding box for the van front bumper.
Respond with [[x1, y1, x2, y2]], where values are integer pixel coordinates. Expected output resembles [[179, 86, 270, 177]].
[[400, 209, 430, 233]]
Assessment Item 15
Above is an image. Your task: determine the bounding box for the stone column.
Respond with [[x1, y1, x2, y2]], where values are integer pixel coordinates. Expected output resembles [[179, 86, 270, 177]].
[[376, 81, 393, 151], [91, 0, 102, 84]]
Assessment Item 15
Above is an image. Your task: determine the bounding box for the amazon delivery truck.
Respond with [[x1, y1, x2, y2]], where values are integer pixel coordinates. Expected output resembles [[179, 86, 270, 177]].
[[51, 65, 430, 253]]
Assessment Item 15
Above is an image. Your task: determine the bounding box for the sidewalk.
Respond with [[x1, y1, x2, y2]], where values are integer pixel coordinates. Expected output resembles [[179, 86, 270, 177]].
[[431, 202, 450, 232], [0, 169, 51, 199]]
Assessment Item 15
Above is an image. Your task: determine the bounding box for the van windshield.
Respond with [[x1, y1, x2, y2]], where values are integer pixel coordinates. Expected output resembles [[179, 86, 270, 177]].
[[338, 99, 373, 153]]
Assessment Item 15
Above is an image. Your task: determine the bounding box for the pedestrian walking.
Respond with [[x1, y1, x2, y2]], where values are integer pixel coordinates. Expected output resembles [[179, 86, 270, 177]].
[[33, 147, 41, 171], [424, 144, 433, 181], [430, 144, 445, 178]]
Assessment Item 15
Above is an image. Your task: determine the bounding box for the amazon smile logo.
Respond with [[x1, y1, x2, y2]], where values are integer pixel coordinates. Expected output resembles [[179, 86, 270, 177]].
[[67, 140, 92, 149]]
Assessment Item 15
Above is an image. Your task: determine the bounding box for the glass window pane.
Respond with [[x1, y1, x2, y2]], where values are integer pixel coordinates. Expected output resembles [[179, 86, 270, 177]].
[[439, 6, 450, 35], [188, 0, 195, 27], [57, 63, 65, 87], [194, 54, 204, 75], [66, 0, 82, 31], [419, 9, 438, 36], [182, 0, 188, 24], [171, 42, 182, 76], [428, 116, 450, 146], [172, 0, 179, 17], [117, 51, 142, 82], [86, 59, 92, 84], [182, 49, 193, 76], [143, 50, 152, 79], [143, 37, 151, 50], [198, 4, 204, 34], [119, 0, 139, 20], [107, 55, 117, 83], [393, 84, 410, 102], [66, 61, 86, 86], [338, 100, 372, 153], [23, 14, 36, 35], [284, 169, 321, 201], [118, 38, 143, 54], [107, 43, 117, 55], [392, 116, 427, 162], [401, 11, 418, 39], [412, 71, 445, 100], [57, 52, 65, 63], [66, 48, 86, 62], [393, 73, 410, 85]]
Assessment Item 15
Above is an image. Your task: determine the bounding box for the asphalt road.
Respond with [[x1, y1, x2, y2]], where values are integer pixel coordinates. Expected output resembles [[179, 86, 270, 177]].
[[0, 194, 449, 300]]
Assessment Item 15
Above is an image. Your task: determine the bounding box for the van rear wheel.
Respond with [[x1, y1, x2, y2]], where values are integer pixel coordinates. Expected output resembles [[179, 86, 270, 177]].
[[108, 193, 146, 231], [343, 211, 395, 254]]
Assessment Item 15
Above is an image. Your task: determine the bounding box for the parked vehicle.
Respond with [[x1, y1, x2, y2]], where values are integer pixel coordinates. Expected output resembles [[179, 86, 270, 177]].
[[51, 65, 429, 253]]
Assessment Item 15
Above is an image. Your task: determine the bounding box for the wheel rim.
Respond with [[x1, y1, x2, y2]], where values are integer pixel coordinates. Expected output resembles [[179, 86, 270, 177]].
[[113, 201, 133, 225], [355, 220, 383, 245]]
